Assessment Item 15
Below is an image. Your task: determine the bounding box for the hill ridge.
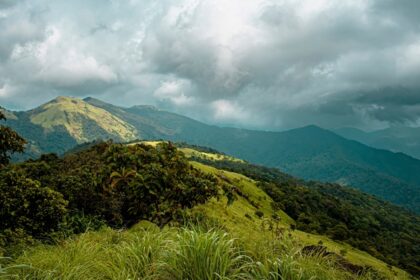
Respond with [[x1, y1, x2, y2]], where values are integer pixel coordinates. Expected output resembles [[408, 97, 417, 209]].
[[3, 96, 420, 213]]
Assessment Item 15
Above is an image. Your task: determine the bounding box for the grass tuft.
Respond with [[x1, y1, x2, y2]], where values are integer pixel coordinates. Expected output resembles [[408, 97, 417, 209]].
[[161, 228, 251, 280]]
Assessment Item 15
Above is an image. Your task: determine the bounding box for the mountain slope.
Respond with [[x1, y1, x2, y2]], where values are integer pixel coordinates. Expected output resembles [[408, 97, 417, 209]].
[[3, 96, 420, 213], [181, 145, 419, 275], [336, 126, 420, 160], [29, 96, 137, 142], [2, 97, 138, 158]]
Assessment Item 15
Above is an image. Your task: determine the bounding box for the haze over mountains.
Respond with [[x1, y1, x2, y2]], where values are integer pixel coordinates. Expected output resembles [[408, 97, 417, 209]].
[[335, 126, 420, 160], [2, 96, 420, 213]]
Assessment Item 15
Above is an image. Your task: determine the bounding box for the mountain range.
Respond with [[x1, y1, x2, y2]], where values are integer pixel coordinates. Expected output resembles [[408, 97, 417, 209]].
[[335, 126, 420, 160], [2, 96, 420, 213]]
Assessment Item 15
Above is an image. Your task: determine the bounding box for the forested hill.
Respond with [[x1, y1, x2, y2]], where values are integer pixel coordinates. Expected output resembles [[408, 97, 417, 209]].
[[1, 141, 419, 278], [2, 96, 420, 213], [335, 126, 420, 160]]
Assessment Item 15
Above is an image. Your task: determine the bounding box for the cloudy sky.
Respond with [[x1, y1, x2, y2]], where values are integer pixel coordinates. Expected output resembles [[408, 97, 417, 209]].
[[1, 0, 420, 130]]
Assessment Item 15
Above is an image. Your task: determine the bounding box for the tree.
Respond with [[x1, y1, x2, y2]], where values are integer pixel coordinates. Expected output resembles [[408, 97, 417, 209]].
[[0, 169, 68, 238], [0, 109, 26, 167]]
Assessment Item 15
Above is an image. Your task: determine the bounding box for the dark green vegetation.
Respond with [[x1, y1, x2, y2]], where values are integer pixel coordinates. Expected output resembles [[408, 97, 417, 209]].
[[190, 153, 420, 276], [3, 96, 420, 213], [0, 109, 26, 167], [0, 142, 223, 257], [335, 126, 420, 160]]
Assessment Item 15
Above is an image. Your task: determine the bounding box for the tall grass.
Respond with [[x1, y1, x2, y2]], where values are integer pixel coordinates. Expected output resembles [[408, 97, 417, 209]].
[[249, 234, 354, 280], [7, 226, 395, 280], [0, 257, 28, 279], [100, 230, 169, 279], [161, 228, 251, 280], [11, 228, 169, 280]]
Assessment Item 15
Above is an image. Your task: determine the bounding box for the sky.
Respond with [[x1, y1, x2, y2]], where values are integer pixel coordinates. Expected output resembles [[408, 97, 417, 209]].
[[1, 0, 420, 130]]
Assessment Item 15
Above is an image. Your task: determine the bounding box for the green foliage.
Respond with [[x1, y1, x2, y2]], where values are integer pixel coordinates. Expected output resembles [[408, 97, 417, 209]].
[[58, 212, 106, 237], [102, 142, 220, 226], [251, 240, 345, 280], [0, 229, 36, 258], [0, 170, 68, 240], [0, 257, 29, 279], [162, 229, 250, 280], [255, 210, 264, 218], [0, 138, 417, 278], [8, 226, 395, 280], [194, 157, 420, 276], [0, 110, 26, 167], [0, 142, 222, 258]]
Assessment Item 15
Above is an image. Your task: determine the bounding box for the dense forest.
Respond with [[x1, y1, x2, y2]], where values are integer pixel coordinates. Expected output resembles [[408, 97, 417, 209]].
[[190, 154, 420, 276]]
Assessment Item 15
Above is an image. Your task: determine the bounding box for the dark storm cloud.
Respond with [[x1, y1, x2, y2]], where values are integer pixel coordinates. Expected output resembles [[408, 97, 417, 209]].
[[356, 87, 420, 106], [1, 0, 420, 129], [0, 0, 19, 9], [373, 0, 420, 28], [353, 87, 420, 124]]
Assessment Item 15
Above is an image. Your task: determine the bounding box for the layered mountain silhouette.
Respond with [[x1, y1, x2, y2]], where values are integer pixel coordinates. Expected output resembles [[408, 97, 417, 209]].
[[2, 96, 420, 213], [335, 126, 420, 160]]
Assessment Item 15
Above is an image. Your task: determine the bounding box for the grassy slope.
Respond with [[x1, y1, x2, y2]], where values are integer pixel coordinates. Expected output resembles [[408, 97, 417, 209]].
[[183, 149, 409, 279], [30, 97, 137, 143], [182, 148, 245, 163]]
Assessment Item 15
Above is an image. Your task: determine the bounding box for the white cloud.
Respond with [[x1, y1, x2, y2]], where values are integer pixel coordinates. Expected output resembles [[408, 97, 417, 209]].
[[10, 25, 117, 89], [211, 99, 255, 124], [154, 79, 194, 105], [0, 83, 11, 97], [1, 0, 420, 129]]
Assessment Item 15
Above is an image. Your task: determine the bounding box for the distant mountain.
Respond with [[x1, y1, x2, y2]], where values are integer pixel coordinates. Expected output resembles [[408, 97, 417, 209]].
[[1, 96, 138, 158], [2, 96, 420, 213], [335, 126, 420, 160]]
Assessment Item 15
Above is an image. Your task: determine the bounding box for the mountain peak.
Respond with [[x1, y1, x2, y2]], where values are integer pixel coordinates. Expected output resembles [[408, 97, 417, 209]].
[[289, 124, 333, 135], [50, 96, 80, 104], [29, 96, 137, 143], [301, 124, 324, 131]]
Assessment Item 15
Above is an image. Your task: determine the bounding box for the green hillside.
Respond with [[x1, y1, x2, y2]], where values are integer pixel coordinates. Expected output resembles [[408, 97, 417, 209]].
[[184, 146, 420, 275], [2, 97, 138, 159], [3, 96, 420, 213], [29, 96, 137, 143], [0, 141, 418, 279]]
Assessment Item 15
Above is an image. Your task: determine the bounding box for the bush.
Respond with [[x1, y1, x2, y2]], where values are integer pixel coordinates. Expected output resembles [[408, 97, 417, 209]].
[[255, 210, 264, 218], [0, 141, 224, 248], [0, 170, 68, 240], [0, 229, 36, 258]]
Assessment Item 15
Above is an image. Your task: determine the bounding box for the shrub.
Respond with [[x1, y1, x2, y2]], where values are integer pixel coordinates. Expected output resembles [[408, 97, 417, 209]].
[[0, 170, 68, 240], [255, 210, 264, 218], [0, 110, 26, 167]]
